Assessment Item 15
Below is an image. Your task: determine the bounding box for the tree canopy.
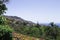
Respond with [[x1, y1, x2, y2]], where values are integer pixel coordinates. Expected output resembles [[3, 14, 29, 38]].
[[0, 0, 9, 15]]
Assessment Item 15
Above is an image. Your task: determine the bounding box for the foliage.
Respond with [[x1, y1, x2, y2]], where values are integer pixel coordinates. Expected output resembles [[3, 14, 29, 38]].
[[0, 25, 13, 33], [0, 0, 13, 40], [0, 25, 13, 40], [0, 16, 13, 40], [0, 16, 7, 24], [5, 16, 60, 40], [0, 0, 8, 15], [12, 22, 60, 40]]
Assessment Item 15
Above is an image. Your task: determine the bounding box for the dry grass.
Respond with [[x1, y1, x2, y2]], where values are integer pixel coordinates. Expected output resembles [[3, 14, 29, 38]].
[[12, 32, 44, 40]]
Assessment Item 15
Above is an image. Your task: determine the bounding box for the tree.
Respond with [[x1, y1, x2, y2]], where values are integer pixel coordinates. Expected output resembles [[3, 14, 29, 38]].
[[0, 0, 9, 15], [35, 22, 41, 28], [45, 23, 59, 40], [0, 0, 13, 40], [49, 22, 54, 27], [0, 0, 9, 24]]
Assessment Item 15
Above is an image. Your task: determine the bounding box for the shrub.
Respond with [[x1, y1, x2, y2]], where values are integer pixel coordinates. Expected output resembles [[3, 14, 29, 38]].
[[0, 25, 13, 40]]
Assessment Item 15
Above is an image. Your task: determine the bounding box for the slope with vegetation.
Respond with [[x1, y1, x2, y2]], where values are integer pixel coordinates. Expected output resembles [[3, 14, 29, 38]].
[[4, 15, 60, 40]]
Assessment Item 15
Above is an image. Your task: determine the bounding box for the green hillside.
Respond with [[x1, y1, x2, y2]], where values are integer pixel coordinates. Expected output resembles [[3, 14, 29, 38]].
[[4, 15, 60, 40]]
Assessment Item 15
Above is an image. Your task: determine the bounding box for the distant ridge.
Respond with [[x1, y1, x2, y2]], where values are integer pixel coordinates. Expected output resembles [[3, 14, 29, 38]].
[[3, 15, 60, 27], [4, 15, 35, 25]]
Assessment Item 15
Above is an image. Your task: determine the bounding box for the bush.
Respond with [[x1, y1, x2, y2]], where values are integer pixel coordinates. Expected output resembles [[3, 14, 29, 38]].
[[0, 25, 13, 40]]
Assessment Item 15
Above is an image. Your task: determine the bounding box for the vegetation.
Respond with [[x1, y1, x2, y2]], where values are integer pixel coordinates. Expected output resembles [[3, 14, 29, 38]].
[[0, 0, 60, 40], [0, 0, 13, 40], [4, 15, 60, 40], [0, 0, 9, 15], [0, 25, 13, 40], [21, 23, 60, 40]]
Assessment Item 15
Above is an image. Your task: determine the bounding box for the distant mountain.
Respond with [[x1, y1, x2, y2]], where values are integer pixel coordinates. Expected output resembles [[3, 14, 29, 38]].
[[4, 15, 35, 26], [4, 15, 60, 27], [56, 23, 60, 27], [39, 23, 60, 27]]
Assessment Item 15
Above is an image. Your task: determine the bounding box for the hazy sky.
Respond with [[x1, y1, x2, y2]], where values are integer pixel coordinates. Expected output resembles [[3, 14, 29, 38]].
[[5, 0, 60, 23]]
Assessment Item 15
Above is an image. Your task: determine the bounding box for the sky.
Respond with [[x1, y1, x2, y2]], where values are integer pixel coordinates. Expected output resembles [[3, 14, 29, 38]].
[[5, 0, 60, 23]]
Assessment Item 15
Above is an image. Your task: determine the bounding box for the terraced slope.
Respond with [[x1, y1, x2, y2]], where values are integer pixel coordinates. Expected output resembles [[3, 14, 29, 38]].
[[12, 32, 44, 40]]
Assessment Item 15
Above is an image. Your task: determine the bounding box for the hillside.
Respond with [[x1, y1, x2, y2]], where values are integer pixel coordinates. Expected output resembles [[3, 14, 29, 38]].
[[3, 15, 60, 40], [4, 15, 35, 25], [3, 15, 36, 32]]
